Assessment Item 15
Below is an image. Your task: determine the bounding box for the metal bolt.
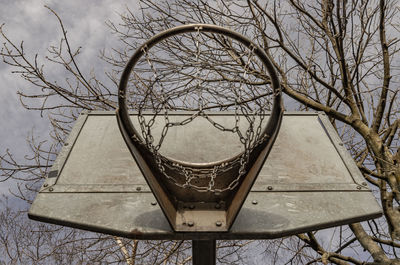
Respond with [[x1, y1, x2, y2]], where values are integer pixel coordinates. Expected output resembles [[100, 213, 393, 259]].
[[215, 203, 221, 209], [49, 187, 54, 192], [216, 221, 222, 227], [43, 183, 48, 187], [64, 142, 69, 146], [357, 186, 362, 190], [136, 186, 142, 191], [362, 182, 367, 186], [189, 205, 195, 210], [267, 186, 273, 190], [188, 221, 194, 227], [252, 200, 258, 205], [339, 143, 344, 146], [151, 201, 157, 206]]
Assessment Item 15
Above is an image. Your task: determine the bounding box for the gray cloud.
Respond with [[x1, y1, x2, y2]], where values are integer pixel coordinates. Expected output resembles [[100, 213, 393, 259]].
[[0, 0, 138, 197]]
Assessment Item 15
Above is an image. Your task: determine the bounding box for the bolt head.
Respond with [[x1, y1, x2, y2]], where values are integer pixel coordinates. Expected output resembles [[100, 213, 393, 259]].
[[136, 186, 142, 191], [189, 205, 195, 210], [362, 182, 367, 186], [188, 221, 194, 227], [216, 221, 222, 227], [252, 200, 258, 205], [43, 183, 48, 187], [151, 201, 157, 206], [267, 186, 273, 190], [49, 187, 54, 192]]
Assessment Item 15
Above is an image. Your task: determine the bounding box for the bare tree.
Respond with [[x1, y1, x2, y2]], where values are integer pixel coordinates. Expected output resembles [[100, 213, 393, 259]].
[[1, 0, 400, 264], [0, 5, 252, 265]]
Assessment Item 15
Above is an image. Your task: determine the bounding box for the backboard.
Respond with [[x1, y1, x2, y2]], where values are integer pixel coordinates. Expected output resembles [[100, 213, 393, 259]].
[[29, 111, 381, 240]]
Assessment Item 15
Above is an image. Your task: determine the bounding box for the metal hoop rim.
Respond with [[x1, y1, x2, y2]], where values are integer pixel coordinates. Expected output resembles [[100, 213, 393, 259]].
[[116, 23, 283, 168]]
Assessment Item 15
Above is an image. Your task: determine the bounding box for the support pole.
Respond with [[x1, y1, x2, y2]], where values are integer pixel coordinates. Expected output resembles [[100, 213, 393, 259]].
[[192, 240, 216, 265]]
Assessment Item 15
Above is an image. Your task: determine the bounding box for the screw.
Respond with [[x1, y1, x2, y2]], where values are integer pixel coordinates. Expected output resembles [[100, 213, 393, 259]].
[[43, 183, 48, 187], [362, 182, 367, 186], [49, 187, 54, 192], [216, 221, 222, 227], [188, 221, 194, 227], [215, 204, 221, 209], [267, 186, 273, 190], [136, 186, 142, 191], [357, 186, 362, 190], [339, 143, 344, 146], [252, 200, 258, 205], [151, 201, 157, 206], [64, 142, 69, 146], [189, 205, 195, 210]]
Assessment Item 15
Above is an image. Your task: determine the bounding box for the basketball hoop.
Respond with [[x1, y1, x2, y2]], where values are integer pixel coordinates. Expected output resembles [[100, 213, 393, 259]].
[[28, 24, 381, 265], [116, 24, 283, 232]]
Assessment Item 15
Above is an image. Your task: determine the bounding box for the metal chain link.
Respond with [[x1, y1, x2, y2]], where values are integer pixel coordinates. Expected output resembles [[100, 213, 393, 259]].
[[130, 30, 273, 193]]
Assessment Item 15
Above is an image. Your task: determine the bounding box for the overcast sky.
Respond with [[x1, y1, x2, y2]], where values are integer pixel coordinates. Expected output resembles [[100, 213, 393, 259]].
[[0, 3, 374, 262], [0, 0, 139, 197]]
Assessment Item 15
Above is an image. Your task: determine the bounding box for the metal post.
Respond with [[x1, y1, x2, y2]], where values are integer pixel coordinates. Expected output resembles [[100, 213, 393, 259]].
[[192, 240, 216, 265]]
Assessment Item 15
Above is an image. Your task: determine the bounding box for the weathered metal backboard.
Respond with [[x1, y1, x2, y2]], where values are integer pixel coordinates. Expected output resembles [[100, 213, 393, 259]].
[[29, 111, 381, 239]]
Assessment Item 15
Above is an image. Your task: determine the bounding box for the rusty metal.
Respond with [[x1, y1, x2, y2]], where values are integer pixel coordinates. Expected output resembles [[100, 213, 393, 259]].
[[116, 24, 283, 232]]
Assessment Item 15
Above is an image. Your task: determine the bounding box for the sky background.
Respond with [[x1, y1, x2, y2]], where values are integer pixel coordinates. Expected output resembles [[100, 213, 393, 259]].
[[0, 0, 138, 197], [0, 2, 379, 262]]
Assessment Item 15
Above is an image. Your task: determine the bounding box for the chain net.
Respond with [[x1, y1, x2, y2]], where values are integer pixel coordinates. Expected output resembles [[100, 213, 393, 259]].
[[123, 27, 276, 193]]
